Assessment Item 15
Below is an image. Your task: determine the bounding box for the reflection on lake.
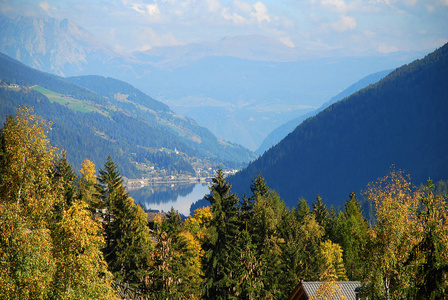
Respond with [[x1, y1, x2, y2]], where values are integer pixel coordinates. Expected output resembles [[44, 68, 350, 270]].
[[128, 182, 210, 216]]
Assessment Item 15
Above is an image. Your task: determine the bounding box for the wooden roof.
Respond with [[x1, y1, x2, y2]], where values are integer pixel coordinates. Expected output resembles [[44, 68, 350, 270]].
[[146, 212, 168, 223], [288, 281, 361, 300]]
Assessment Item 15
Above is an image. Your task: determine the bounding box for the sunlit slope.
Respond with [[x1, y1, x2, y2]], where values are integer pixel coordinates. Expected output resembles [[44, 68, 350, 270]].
[[0, 53, 256, 177]]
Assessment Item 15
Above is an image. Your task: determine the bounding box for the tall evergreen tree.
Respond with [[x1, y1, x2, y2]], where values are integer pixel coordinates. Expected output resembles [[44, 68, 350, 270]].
[[332, 192, 369, 280], [298, 213, 325, 281], [149, 208, 185, 299], [53, 152, 77, 207], [203, 168, 240, 299], [97, 155, 122, 209], [312, 195, 329, 229], [150, 208, 203, 299], [51, 152, 77, 225], [278, 209, 303, 297], [97, 157, 152, 288], [294, 197, 310, 223], [248, 175, 285, 299]]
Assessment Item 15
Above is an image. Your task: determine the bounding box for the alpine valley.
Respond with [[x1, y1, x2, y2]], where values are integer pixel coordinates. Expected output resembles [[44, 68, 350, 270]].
[[0, 15, 424, 151], [230, 43, 448, 209], [0, 52, 256, 178]]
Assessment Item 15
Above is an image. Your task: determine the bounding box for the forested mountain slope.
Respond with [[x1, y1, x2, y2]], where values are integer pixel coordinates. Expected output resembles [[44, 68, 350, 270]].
[[230, 43, 448, 208], [0, 53, 255, 177], [255, 69, 392, 155], [0, 15, 422, 151]]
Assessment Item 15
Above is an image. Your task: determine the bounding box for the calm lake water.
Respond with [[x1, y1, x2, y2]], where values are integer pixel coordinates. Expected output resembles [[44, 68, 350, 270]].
[[128, 182, 211, 216]]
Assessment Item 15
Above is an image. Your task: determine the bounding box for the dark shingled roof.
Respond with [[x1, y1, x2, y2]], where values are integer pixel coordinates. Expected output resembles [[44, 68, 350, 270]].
[[288, 281, 361, 300], [303, 281, 360, 300]]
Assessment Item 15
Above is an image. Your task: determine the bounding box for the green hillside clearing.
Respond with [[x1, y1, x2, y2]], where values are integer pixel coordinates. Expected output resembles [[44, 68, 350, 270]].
[[31, 85, 108, 116]]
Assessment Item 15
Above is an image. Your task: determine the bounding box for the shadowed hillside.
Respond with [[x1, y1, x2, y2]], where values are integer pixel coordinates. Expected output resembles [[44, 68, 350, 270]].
[[230, 43, 448, 208]]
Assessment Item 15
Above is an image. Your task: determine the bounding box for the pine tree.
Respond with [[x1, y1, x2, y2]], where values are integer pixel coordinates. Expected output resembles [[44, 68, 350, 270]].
[[150, 208, 202, 299], [278, 209, 303, 298], [97, 157, 152, 287], [97, 155, 122, 209], [234, 228, 264, 300], [203, 168, 240, 299], [51, 152, 77, 226], [294, 197, 310, 223], [312, 195, 329, 229], [333, 192, 369, 280], [53, 151, 77, 207], [298, 213, 325, 281], [248, 175, 285, 298], [249, 172, 269, 199]]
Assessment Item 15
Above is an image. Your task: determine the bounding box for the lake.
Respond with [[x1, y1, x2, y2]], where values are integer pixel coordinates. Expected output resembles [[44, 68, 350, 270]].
[[128, 182, 211, 216]]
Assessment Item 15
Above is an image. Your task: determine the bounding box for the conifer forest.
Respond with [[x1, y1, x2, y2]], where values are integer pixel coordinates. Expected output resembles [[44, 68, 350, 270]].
[[1, 106, 447, 299]]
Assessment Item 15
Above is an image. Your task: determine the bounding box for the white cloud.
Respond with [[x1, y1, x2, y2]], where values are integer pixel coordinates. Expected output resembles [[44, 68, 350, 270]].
[[364, 30, 376, 38], [129, 2, 160, 17], [134, 26, 181, 51], [9, 0, 446, 56], [221, 8, 248, 24], [404, 0, 418, 5], [39, 1, 50, 12], [331, 15, 356, 31], [321, 0, 349, 13], [280, 37, 295, 47], [205, 0, 221, 13], [377, 42, 399, 53], [252, 2, 270, 23], [233, 1, 252, 14], [145, 4, 160, 16]]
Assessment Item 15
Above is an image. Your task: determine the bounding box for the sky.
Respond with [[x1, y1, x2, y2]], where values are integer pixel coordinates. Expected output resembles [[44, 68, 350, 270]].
[[1, 0, 447, 56]]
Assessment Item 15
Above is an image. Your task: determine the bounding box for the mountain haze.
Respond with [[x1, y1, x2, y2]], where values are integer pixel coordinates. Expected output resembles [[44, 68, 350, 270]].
[[230, 43, 448, 208], [0, 14, 425, 150], [0, 15, 119, 76], [0, 53, 255, 177], [255, 69, 392, 154]]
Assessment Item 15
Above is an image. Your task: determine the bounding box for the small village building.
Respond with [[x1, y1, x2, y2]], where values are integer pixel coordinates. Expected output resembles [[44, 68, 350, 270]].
[[288, 281, 361, 300], [146, 212, 169, 231]]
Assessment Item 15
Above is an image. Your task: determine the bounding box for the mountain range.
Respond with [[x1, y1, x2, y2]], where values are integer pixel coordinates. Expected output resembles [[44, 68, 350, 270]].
[[255, 69, 392, 155], [0, 52, 255, 177], [230, 43, 448, 209], [0, 14, 424, 150]]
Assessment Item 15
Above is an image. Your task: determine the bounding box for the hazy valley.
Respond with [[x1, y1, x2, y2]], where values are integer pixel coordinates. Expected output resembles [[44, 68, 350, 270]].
[[1, 3, 448, 299]]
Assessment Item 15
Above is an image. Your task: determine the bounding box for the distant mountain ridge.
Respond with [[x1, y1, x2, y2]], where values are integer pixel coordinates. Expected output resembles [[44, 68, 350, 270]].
[[255, 69, 392, 154], [0, 14, 425, 151], [0, 53, 256, 177], [0, 15, 119, 76], [134, 34, 301, 68], [230, 43, 448, 209]]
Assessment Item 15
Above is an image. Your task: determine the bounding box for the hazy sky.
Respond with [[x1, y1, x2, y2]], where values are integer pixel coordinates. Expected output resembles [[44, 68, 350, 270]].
[[2, 0, 447, 55]]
